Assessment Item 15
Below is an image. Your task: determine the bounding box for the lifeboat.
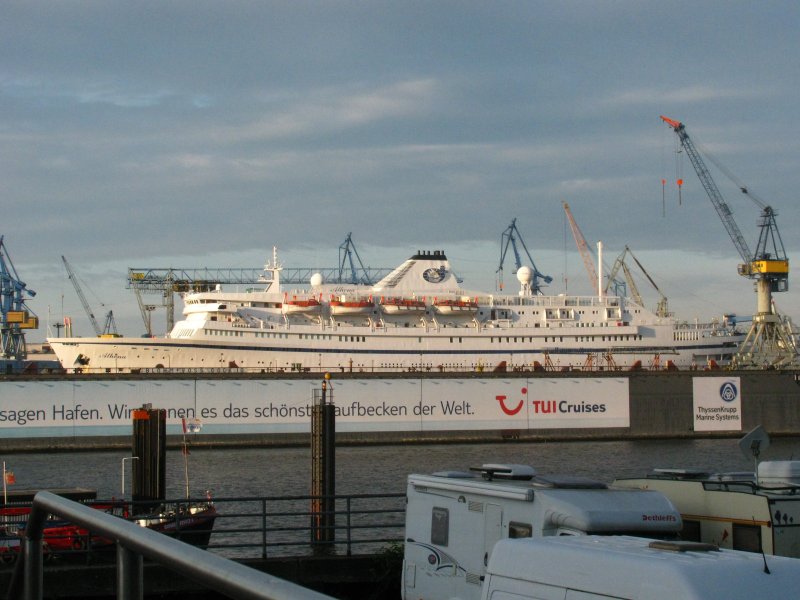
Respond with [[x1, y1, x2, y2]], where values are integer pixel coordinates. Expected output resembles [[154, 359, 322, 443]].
[[379, 296, 426, 314], [432, 297, 479, 315], [282, 294, 322, 315], [329, 295, 374, 316]]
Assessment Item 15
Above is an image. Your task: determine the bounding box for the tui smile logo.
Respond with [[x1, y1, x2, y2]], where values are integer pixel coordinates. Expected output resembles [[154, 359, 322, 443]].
[[495, 387, 527, 415]]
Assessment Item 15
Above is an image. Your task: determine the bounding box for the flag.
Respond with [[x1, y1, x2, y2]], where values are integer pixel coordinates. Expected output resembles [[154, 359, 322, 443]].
[[4, 471, 15, 485], [185, 418, 202, 433]]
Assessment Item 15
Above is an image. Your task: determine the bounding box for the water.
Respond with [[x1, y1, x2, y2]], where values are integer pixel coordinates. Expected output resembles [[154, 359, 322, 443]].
[[4, 436, 800, 499]]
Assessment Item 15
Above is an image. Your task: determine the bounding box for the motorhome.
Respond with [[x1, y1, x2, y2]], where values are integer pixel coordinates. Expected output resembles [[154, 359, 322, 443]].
[[481, 535, 800, 599], [402, 464, 682, 600], [614, 461, 800, 558]]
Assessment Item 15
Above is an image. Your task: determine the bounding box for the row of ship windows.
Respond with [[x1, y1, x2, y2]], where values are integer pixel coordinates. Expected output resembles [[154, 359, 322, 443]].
[[201, 329, 642, 344], [204, 330, 368, 342], [674, 331, 700, 341]]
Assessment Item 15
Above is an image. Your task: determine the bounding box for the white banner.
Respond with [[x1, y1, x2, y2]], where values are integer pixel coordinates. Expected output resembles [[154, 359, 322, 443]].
[[693, 377, 742, 431], [0, 377, 630, 437]]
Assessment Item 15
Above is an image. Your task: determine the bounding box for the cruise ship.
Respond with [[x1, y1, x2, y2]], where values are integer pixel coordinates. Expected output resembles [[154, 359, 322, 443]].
[[47, 249, 744, 373]]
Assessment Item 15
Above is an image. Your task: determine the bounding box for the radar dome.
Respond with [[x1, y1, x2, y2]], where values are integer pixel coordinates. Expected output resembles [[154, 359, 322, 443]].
[[516, 266, 533, 285], [310, 273, 323, 287]]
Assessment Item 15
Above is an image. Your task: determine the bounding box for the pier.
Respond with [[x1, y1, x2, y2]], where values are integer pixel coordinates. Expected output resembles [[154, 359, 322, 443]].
[[0, 491, 405, 599]]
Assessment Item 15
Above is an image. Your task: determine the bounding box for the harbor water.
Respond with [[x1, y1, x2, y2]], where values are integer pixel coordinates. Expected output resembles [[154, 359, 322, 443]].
[[5, 436, 800, 499]]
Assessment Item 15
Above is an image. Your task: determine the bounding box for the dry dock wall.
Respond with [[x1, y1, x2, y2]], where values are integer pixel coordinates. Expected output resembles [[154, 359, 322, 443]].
[[0, 370, 798, 451]]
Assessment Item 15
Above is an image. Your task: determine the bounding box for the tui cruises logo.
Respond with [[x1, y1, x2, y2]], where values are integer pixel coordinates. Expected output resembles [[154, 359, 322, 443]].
[[495, 387, 527, 415]]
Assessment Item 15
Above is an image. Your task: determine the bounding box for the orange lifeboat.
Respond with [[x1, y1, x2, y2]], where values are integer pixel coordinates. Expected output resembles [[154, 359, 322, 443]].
[[329, 295, 374, 316], [379, 296, 426, 314], [432, 297, 479, 315], [281, 294, 322, 316]]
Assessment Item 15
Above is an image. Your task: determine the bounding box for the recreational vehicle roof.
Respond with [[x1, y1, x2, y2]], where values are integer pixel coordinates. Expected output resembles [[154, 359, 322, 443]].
[[408, 464, 681, 533], [485, 536, 800, 599]]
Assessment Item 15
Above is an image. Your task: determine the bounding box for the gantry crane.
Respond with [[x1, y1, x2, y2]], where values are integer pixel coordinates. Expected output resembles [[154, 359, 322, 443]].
[[661, 115, 794, 368], [128, 235, 394, 335], [1, 236, 38, 361], [62, 256, 119, 337], [497, 219, 552, 293]]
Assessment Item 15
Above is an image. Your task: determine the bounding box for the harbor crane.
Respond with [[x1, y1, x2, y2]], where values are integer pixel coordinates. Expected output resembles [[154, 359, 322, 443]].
[[497, 219, 552, 293], [338, 233, 373, 285], [61, 256, 119, 337], [661, 115, 795, 368], [562, 202, 627, 297], [0, 236, 38, 361], [605, 246, 670, 318], [563, 202, 599, 294]]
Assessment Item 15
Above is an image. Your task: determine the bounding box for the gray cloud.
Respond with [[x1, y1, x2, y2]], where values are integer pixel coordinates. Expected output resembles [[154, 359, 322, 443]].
[[1, 0, 799, 339]]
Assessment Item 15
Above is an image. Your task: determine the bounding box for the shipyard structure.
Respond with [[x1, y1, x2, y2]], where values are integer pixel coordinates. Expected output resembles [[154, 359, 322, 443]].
[[1, 369, 798, 451]]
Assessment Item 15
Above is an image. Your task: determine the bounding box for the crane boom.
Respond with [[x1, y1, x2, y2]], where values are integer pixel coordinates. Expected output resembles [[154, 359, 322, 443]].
[[563, 202, 599, 294], [62, 256, 101, 336], [660, 115, 788, 292], [660, 116, 752, 264], [338, 233, 373, 285]]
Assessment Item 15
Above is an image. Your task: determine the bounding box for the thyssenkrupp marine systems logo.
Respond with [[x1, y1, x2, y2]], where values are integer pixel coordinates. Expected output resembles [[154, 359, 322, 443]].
[[719, 381, 738, 402]]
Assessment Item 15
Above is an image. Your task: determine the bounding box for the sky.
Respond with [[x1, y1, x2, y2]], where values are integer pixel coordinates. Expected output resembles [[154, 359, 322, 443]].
[[2, 1, 800, 341]]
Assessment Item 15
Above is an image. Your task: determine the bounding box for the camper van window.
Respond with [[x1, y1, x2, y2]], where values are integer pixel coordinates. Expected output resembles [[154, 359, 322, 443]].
[[680, 520, 701, 542], [508, 522, 532, 538], [732, 523, 762, 553], [431, 507, 449, 546]]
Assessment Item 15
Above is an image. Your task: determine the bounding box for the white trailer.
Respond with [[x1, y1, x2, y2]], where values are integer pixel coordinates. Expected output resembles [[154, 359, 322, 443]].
[[482, 535, 800, 599], [402, 464, 682, 600]]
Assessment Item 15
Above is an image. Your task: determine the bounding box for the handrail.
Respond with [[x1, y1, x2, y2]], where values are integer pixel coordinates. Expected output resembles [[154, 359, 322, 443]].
[[8, 491, 334, 600]]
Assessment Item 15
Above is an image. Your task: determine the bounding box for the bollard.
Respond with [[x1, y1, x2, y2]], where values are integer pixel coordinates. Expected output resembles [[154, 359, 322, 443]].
[[311, 373, 335, 550], [131, 404, 166, 513]]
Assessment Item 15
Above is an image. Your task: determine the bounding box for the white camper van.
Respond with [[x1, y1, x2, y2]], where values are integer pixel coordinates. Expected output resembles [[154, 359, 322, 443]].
[[481, 536, 800, 599], [614, 462, 800, 558], [402, 464, 682, 600]]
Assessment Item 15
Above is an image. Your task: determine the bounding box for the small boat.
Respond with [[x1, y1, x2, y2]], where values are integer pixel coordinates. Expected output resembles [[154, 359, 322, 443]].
[[329, 295, 374, 316], [379, 296, 426, 314], [432, 297, 479, 314], [0, 489, 216, 560]]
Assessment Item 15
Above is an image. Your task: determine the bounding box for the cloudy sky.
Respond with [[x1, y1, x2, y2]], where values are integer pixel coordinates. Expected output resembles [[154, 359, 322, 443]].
[[3, 1, 799, 340]]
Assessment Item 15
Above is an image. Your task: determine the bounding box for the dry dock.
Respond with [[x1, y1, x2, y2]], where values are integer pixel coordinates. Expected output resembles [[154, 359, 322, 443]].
[[0, 369, 798, 452]]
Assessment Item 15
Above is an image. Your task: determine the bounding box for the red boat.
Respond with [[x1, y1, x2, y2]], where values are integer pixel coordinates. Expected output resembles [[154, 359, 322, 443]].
[[0, 491, 216, 561]]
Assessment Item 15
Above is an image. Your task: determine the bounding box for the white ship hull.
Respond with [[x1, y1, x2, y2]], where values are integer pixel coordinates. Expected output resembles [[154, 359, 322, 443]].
[[48, 249, 744, 373]]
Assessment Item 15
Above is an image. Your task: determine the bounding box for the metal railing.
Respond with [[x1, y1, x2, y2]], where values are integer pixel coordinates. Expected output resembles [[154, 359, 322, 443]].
[[1, 492, 406, 561], [6, 491, 338, 600], [192, 492, 405, 559]]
